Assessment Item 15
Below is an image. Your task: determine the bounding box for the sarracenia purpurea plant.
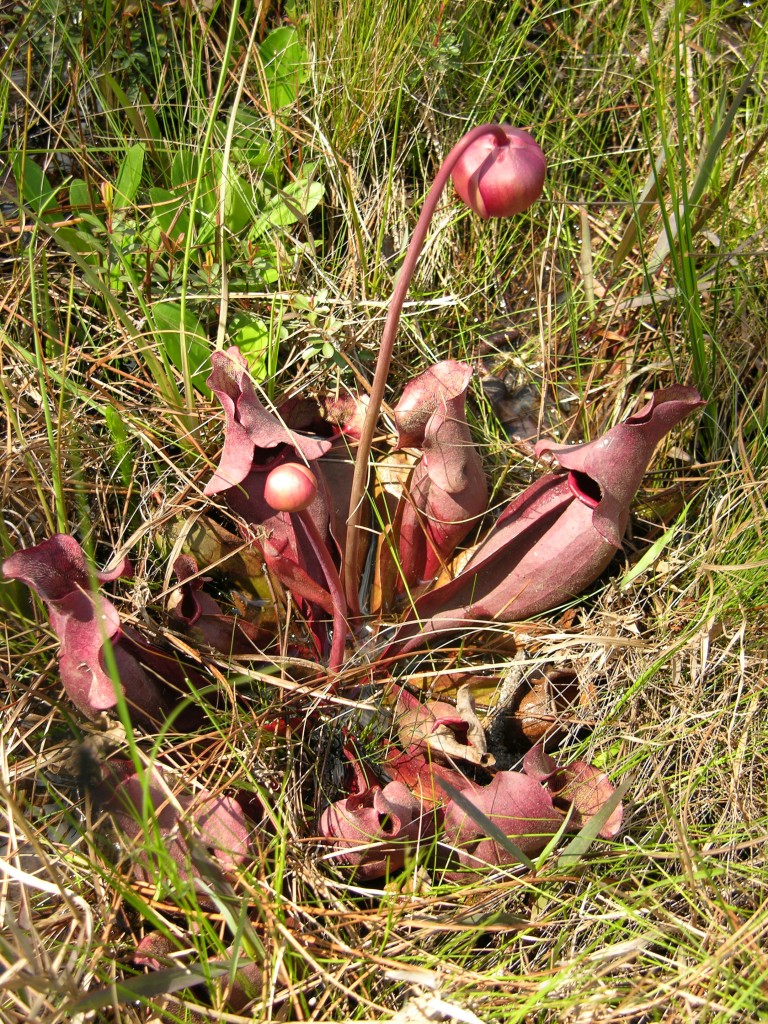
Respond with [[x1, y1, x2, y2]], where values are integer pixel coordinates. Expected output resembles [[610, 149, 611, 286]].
[[3, 123, 703, 887]]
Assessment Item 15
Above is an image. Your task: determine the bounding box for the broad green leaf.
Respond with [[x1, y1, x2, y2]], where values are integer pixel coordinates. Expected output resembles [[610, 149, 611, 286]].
[[54, 226, 105, 259], [75, 212, 108, 235], [12, 153, 57, 216], [295, 178, 323, 217], [193, 218, 217, 250], [230, 312, 269, 368], [211, 153, 255, 234], [148, 187, 189, 238], [170, 150, 216, 215], [170, 149, 200, 190], [230, 110, 272, 169], [250, 180, 324, 238], [229, 312, 286, 380], [114, 143, 145, 209], [260, 26, 308, 109], [69, 178, 97, 210], [150, 301, 211, 397], [139, 90, 163, 144]]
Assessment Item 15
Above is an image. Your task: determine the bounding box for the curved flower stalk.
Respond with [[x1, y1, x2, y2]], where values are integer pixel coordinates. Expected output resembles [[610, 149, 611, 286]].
[[343, 123, 546, 608], [388, 386, 704, 654], [390, 360, 488, 594], [264, 464, 349, 672], [1, 535, 179, 724]]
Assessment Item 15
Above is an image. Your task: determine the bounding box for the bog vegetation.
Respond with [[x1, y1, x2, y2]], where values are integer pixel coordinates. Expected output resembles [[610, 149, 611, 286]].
[[1, 1, 767, 1022]]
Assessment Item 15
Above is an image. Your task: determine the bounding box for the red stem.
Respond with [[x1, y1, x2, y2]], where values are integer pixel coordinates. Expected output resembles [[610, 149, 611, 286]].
[[297, 508, 348, 674], [342, 123, 509, 611]]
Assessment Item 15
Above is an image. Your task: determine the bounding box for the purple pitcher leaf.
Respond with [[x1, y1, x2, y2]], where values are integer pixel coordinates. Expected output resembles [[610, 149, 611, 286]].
[[535, 385, 705, 547], [314, 437, 357, 556], [96, 554, 134, 585], [523, 748, 623, 838], [394, 361, 472, 448], [387, 473, 601, 650], [261, 530, 335, 618], [170, 555, 223, 625], [203, 349, 358, 636], [394, 361, 488, 589], [2, 533, 131, 601], [318, 780, 435, 880], [443, 771, 564, 870], [2, 536, 168, 722], [549, 760, 623, 839], [522, 743, 559, 783], [384, 745, 473, 808], [133, 932, 177, 970], [387, 386, 703, 653], [55, 589, 129, 716], [98, 762, 251, 881], [222, 458, 336, 649], [205, 347, 332, 496], [338, 739, 385, 797], [190, 614, 269, 656], [169, 555, 270, 656]]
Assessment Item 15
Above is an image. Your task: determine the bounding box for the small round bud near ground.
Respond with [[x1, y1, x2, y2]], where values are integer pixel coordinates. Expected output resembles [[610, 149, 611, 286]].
[[264, 463, 318, 513], [452, 126, 546, 219]]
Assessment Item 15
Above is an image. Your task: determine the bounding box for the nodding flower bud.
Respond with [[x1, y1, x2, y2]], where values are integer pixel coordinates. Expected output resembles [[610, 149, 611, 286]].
[[264, 463, 318, 513], [452, 125, 546, 219]]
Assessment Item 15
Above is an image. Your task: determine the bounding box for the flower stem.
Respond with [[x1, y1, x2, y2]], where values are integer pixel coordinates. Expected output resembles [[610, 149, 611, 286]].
[[297, 508, 348, 674], [342, 123, 509, 611]]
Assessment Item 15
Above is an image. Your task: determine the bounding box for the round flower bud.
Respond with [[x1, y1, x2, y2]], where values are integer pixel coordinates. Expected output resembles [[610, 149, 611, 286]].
[[452, 126, 546, 219], [264, 463, 318, 513]]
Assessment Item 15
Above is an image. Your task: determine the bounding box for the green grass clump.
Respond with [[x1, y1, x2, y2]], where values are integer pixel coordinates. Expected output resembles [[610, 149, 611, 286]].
[[1, 1, 767, 1021]]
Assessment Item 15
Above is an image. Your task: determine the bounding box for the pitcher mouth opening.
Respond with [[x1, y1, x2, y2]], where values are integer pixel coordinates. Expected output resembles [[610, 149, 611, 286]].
[[251, 443, 291, 470], [568, 470, 601, 509]]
